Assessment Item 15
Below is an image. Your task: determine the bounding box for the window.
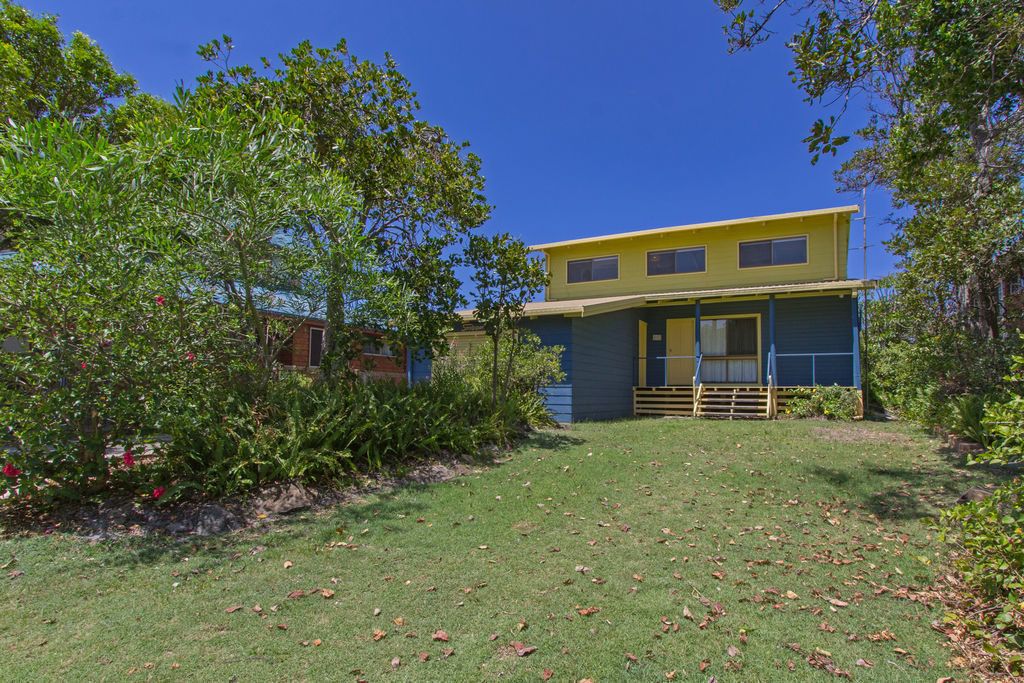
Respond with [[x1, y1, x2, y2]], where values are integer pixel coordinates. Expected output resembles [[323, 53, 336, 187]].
[[700, 317, 758, 383], [739, 236, 807, 268], [308, 327, 324, 368], [647, 247, 705, 276], [363, 339, 397, 357], [567, 255, 618, 283]]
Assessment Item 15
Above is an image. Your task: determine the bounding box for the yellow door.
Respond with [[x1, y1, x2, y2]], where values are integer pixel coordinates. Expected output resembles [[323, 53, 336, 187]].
[[666, 318, 695, 385]]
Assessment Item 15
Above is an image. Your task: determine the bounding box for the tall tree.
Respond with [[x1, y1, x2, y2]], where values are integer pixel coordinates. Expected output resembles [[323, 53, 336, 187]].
[[192, 36, 490, 382], [464, 234, 549, 408], [715, 0, 1024, 403]]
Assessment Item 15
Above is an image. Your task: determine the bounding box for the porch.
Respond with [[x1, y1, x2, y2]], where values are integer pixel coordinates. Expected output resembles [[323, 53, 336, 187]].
[[631, 293, 862, 419]]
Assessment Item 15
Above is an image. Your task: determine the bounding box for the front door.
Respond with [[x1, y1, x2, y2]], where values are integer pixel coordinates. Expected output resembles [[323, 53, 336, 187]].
[[665, 318, 695, 385]]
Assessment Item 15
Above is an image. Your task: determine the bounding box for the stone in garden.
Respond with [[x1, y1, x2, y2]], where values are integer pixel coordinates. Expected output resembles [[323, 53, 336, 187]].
[[194, 503, 240, 536], [252, 482, 315, 516]]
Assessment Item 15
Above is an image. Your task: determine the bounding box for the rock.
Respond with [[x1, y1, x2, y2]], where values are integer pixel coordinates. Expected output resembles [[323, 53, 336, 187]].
[[251, 482, 315, 517], [194, 504, 240, 536], [956, 486, 992, 504]]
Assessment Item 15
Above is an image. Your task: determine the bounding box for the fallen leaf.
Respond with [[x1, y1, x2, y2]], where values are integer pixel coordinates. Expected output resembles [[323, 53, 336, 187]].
[[418, 652, 430, 662], [541, 669, 553, 681], [283, 561, 294, 569], [682, 606, 694, 621], [225, 605, 243, 613], [727, 645, 740, 657], [511, 641, 537, 657], [625, 652, 639, 662], [391, 656, 401, 670], [577, 606, 601, 617], [855, 658, 873, 668], [372, 629, 387, 642], [287, 590, 305, 599], [826, 598, 848, 608], [320, 589, 335, 599], [312, 639, 322, 647], [442, 647, 454, 658], [432, 630, 449, 642]]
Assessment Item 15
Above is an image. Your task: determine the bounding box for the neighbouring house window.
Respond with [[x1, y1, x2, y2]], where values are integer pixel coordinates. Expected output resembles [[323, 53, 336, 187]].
[[739, 236, 807, 268], [363, 339, 397, 357], [308, 327, 324, 368], [567, 255, 618, 283], [647, 247, 705, 276], [700, 318, 757, 383]]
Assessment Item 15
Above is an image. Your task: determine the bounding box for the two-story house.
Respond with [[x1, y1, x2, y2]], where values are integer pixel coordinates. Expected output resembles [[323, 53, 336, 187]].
[[421, 205, 869, 421]]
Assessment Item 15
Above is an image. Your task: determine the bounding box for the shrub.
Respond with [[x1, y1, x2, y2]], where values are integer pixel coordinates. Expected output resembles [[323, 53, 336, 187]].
[[940, 478, 1024, 651], [947, 393, 996, 447], [785, 385, 860, 420], [163, 368, 540, 496]]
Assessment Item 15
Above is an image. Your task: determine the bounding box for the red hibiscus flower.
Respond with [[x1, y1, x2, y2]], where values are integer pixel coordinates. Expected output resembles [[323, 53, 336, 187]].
[[80, 361, 87, 369], [155, 295, 166, 306], [123, 450, 135, 467], [152, 486, 166, 500], [2, 463, 21, 478], [186, 352, 196, 361]]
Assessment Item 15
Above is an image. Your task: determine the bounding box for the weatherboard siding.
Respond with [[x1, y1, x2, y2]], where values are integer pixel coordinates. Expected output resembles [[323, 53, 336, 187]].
[[569, 310, 639, 421], [542, 213, 850, 301]]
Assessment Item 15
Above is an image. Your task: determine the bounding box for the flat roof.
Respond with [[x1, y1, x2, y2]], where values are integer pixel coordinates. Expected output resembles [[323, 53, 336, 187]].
[[457, 279, 872, 321], [529, 205, 861, 251]]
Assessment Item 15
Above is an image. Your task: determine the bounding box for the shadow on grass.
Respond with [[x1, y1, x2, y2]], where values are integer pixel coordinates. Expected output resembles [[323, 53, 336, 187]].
[[806, 452, 1017, 521], [521, 428, 586, 451]]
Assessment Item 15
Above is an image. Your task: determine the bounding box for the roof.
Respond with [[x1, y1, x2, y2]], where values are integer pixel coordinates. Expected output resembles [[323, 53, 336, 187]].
[[457, 279, 872, 321], [528, 205, 861, 251]]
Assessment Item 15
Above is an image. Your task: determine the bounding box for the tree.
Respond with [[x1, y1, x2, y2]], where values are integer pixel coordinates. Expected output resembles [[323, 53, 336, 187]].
[[464, 234, 549, 407], [0, 118, 228, 496], [0, 0, 135, 124], [128, 95, 369, 382], [192, 36, 491, 382], [0, 0, 138, 250], [715, 0, 1024, 406]]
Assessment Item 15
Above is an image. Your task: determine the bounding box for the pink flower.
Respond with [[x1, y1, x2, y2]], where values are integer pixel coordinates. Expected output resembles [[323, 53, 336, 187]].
[[186, 352, 196, 362], [2, 463, 21, 478], [123, 450, 135, 467], [152, 486, 166, 500], [80, 361, 87, 369], [155, 295, 166, 306]]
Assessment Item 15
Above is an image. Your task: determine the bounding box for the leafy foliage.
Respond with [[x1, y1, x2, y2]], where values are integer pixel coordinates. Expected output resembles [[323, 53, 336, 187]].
[[785, 385, 860, 420], [940, 479, 1024, 655], [164, 369, 547, 496], [463, 234, 549, 406], [0, 119, 232, 497]]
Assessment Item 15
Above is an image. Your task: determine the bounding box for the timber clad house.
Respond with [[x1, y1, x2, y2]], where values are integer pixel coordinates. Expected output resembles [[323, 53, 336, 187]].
[[427, 205, 870, 421]]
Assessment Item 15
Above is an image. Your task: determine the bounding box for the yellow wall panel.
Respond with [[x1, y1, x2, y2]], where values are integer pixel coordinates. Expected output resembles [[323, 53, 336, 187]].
[[542, 213, 850, 301]]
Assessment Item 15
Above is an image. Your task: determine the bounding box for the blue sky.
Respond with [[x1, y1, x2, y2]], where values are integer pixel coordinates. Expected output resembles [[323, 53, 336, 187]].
[[27, 0, 897, 279]]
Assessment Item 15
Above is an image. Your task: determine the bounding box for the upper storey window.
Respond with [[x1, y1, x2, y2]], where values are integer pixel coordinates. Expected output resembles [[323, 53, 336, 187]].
[[647, 246, 706, 276], [739, 236, 807, 268], [567, 255, 618, 283]]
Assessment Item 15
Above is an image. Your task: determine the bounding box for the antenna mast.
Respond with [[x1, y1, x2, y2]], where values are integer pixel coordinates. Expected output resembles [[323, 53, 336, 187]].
[[860, 187, 869, 415]]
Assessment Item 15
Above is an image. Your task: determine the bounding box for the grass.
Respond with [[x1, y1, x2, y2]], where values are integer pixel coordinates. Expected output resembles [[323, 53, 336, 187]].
[[0, 418, 999, 681]]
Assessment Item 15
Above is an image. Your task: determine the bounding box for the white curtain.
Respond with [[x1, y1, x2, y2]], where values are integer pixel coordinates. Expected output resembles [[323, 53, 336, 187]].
[[701, 320, 727, 355]]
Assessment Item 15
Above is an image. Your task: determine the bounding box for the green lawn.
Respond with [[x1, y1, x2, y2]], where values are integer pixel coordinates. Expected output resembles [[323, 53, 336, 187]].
[[0, 419, 992, 681]]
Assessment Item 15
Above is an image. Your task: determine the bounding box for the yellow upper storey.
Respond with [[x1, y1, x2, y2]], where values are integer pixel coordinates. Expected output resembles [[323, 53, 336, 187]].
[[531, 206, 859, 301]]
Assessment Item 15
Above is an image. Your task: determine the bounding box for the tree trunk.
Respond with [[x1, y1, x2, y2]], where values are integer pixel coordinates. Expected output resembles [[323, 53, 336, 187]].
[[490, 331, 500, 410]]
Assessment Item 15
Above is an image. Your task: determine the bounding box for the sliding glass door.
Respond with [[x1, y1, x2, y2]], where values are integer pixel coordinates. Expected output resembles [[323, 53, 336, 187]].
[[700, 317, 758, 383]]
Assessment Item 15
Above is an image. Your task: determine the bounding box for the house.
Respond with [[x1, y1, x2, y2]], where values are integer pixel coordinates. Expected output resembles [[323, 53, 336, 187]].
[[272, 314, 409, 384], [430, 205, 870, 421]]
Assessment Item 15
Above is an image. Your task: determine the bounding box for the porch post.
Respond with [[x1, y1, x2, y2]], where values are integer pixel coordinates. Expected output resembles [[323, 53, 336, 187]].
[[851, 293, 862, 389], [768, 295, 776, 383], [694, 298, 701, 363]]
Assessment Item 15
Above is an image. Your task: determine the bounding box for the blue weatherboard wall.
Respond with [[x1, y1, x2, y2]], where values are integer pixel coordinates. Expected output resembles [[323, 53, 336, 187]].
[[521, 316, 574, 423], [569, 309, 641, 421], [774, 295, 855, 386]]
